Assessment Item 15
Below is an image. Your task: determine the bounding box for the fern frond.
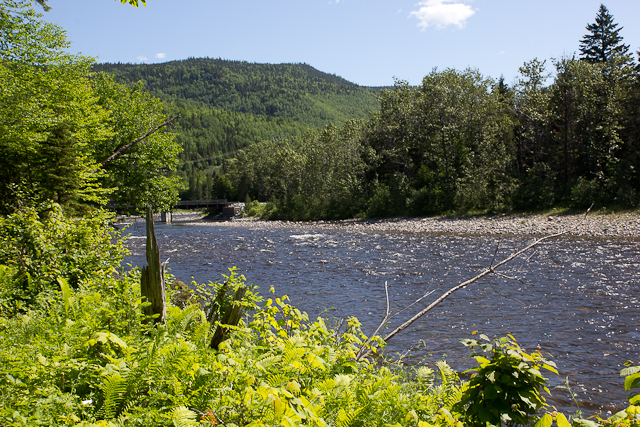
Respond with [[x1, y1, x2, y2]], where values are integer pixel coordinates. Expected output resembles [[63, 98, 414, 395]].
[[256, 354, 281, 371], [99, 373, 127, 420], [170, 304, 206, 336], [267, 373, 288, 387], [336, 407, 363, 427], [170, 405, 199, 427], [58, 277, 76, 319], [192, 321, 211, 349]]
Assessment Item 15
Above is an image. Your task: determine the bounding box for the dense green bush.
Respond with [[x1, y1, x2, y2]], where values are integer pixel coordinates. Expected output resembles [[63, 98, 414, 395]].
[[455, 334, 560, 426], [0, 201, 126, 315]]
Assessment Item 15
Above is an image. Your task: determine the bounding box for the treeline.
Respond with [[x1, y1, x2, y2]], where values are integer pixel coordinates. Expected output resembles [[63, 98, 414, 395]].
[[227, 5, 640, 218], [94, 59, 382, 201]]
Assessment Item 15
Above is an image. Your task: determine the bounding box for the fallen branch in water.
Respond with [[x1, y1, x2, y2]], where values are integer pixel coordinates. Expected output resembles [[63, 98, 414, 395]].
[[356, 230, 566, 360]]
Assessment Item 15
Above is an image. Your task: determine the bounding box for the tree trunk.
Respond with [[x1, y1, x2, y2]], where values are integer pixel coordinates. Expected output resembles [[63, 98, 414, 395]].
[[209, 286, 247, 350], [140, 205, 166, 324]]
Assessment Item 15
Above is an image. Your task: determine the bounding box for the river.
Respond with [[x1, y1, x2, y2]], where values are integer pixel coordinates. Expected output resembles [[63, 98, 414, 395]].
[[123, 220, 640, 417]]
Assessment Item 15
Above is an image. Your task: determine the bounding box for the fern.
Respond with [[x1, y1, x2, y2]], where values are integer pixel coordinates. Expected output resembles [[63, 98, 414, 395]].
[[267, 373, 288, 387], [57, 277, 77, 319], [98, 373, 127, 420], [335, 407, 363, 427], [256, 353, 282, 371], [192, 321, 211, 349], [170, 405, 199, 427], [169, 304, 206, 336]]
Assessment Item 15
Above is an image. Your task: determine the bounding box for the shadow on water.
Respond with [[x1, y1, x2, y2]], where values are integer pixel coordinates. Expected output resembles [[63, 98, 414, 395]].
[[124, 221, 640, 417]]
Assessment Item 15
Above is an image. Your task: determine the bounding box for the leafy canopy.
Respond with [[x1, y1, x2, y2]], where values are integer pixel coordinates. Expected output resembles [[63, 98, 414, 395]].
[[0, 0, 181, 214]]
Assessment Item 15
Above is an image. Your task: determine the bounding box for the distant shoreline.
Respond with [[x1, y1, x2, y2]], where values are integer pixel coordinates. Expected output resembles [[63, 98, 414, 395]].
[[151, 211, 640, 239]]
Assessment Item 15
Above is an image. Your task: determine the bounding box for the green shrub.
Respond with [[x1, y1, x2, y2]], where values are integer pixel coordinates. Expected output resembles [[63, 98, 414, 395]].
[[454, 334, 559, 427], [0, 261, 465, 426], [0, 201, 126, 314]]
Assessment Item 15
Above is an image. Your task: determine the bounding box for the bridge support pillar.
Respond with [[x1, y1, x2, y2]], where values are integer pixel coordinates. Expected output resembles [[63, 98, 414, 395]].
[[161, 212, 172, 223]]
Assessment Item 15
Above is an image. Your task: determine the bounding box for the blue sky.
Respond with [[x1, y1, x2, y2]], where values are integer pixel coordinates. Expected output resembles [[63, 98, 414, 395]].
[[43, 0, 640, 87]]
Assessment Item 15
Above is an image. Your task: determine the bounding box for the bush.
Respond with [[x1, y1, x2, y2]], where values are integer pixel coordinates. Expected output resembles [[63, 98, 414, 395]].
[[454, 334, 559, 427], [0, 254, 465, 426], [0, 201, 126, 314]]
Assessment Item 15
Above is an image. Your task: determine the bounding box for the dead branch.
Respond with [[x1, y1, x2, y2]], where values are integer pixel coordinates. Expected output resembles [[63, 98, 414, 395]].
[[492, 271, 532, 287], [356, 284, 436, 359], [357, 230, 566, 359], [386, 288, 436, 324], [356, 281, 391, 358], [97, 113, 181, 171]]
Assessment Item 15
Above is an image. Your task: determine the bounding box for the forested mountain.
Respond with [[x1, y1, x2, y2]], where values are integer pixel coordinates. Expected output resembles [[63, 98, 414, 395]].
[[94, 58, 382, 200], [95, 59, 380, 127]]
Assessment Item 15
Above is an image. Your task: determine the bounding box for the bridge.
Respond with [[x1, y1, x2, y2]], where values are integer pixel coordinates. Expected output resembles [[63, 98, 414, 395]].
[[174, 199, 227, 210]]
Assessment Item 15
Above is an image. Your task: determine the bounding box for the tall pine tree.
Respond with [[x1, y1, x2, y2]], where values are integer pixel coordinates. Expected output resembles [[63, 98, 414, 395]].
[[579, 4, 630, 64]]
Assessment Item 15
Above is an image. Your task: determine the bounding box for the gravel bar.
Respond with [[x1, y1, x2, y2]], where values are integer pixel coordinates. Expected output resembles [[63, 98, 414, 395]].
[[164, 212, 640, 239]]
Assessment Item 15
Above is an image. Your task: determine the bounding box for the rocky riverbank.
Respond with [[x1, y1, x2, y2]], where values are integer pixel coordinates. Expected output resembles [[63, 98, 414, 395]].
[[165, 211, 640, 238]]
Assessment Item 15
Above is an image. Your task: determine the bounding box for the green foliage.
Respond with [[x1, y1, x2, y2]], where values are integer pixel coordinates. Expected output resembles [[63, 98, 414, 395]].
[[230, 50, 640, 218], [0, 200, 127, 314], [2, 203, 639, 426], [0, 0, 182, 214], [579, 4, 631, 64], [229, 120, 367, 220], [593, 363, 640, 427], [622, 363, 640, 406], [0, 265, 464, 426], [0, 0, 109, 212], [0, 200, 466, 426], [454, 334, 559, 427], [91, 73, 183, 214], [93, 59, 381, 203]]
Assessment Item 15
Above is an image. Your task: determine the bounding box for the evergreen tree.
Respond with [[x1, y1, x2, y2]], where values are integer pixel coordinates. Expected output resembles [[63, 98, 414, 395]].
[[579, 4, 630, 64], [35, 123, 84, 206]]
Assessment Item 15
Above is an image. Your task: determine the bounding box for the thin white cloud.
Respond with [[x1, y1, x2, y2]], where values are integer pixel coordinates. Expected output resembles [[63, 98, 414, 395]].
[[410, 0, 475, 30], [155, 52, 166, 59], [137, 56, 147, 61]]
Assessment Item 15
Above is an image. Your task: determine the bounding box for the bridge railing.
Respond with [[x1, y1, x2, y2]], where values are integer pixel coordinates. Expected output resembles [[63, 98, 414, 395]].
[[175, 199, 227, 209]]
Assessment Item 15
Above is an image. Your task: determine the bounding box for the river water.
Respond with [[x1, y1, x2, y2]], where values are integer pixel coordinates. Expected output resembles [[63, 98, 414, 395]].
[[123, 221, 640, 417]]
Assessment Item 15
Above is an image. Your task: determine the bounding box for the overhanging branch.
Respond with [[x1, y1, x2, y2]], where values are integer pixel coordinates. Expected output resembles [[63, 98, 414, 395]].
[[96, 113, 181, 171]]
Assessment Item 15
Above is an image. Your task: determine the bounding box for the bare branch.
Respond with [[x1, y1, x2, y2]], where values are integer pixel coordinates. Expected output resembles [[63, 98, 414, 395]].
[[492, 271, 532, 287], [358, 231, 566, 358], [489, 239, 501, 269], [386, 288, 436, 324], [96, 113, 181, 171], [356, 281, 391, 359]]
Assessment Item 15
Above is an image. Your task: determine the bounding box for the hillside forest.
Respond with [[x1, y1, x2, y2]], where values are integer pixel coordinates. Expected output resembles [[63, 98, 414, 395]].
[[99, 6, 640, 219], [93, 59, 382, 203]]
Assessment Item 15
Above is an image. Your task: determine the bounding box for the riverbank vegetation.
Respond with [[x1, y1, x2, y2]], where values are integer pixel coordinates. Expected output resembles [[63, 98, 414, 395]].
[[1, 199, 640, 426], [93, 7, 640, 219]]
